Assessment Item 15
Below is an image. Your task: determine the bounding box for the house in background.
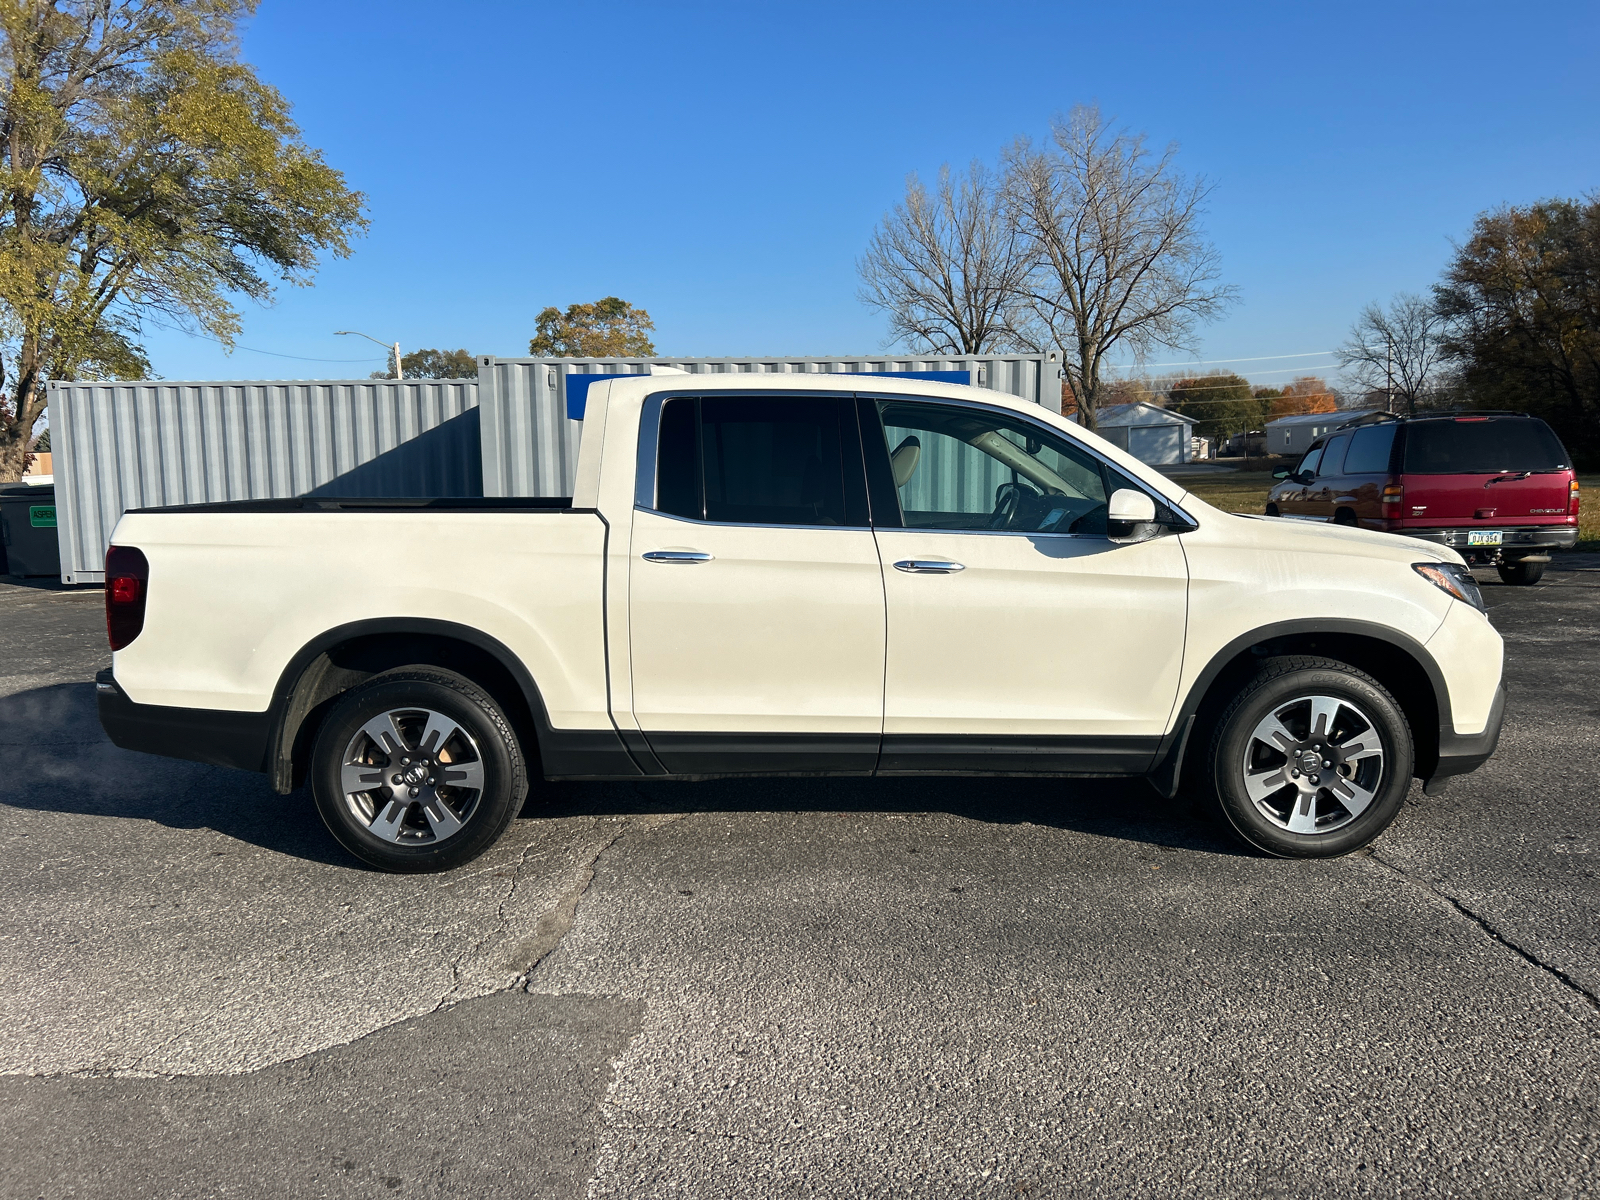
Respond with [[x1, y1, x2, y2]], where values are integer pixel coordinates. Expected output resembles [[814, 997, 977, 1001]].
[[1264, 409, 1380, 457], [1093, 402, 1198, 465]]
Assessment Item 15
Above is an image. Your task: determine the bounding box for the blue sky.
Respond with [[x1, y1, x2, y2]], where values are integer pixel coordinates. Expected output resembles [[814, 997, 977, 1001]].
[[140, 0, 1600, 386]]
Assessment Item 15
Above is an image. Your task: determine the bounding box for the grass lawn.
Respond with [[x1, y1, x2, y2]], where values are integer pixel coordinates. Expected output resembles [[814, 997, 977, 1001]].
[[1156, 466, 1600, 552]]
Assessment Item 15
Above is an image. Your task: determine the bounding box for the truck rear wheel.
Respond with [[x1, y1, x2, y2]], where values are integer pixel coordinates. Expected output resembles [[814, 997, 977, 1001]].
[[310, 668, 525, 873], [1496, 559, 1545, 586], [1205, 656, 1413, 858]]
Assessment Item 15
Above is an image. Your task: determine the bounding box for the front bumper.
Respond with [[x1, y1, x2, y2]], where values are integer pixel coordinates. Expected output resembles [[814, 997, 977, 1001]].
[[97, 668, 272, 773], [1400, 526, 1577, 559], [1422, 683, 1506, 794]]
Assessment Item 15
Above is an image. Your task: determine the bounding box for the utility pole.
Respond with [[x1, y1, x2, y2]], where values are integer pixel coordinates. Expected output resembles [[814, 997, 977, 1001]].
[[334, 330, 403, 379], [1385, 337, 1394, 415]]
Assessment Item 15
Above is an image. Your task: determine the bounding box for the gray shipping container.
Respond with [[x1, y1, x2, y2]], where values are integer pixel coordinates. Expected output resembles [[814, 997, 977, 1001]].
[[48, 354, 1058, 583], [50, 378, 480, 584], [477, 354, 1059, 498]]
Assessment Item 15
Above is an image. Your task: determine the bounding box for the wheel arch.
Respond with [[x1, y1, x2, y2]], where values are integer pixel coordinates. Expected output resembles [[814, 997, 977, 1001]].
[[265, 619, 552, 794], [1168, 619, 1448, 786]]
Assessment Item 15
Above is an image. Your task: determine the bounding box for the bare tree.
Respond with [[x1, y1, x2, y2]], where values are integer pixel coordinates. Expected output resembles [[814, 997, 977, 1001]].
[[1336, 293, 1448, 415], [1002, 106, 1236, 431], [857, 161, 1030, 355]]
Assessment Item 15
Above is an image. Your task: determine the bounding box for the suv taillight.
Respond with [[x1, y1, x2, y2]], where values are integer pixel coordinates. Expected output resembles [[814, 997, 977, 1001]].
[[106, 545, 149, 651], [1381, 478, 1404, 509], [1571, 479, 1582, 516]]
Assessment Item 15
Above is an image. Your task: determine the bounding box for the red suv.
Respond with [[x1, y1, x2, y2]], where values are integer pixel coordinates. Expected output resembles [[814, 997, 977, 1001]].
[[1266, 412, 1579, 585]]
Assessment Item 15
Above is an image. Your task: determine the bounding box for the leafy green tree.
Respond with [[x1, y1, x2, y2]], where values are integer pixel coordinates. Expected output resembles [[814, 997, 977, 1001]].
[[1434, 196, 1600, 465], [1167, 371, 1260, 440], [0, 0, 368, 481], [529, 297, 655, 358], [401, 348, 477, 379]]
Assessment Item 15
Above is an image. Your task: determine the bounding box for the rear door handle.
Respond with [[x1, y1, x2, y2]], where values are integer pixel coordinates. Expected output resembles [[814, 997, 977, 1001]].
[[642, 550, 713, 564], [893, 560, 965, 574]]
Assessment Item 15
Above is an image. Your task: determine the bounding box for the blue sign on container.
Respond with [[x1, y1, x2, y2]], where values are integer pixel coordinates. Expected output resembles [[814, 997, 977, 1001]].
[[564, 370, 972, 420]]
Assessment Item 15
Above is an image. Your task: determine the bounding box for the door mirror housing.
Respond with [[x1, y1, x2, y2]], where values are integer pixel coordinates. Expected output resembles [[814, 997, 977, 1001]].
[[1106, 488, 1161, 543], [1295, 471, 1315, 485]]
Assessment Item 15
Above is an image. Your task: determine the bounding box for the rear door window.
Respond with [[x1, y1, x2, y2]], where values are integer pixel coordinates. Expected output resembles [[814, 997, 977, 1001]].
[[654, 396, 861, 526], [1343, 425, 1396, 474], [1318, 434, 1351, 477], [1402, 418, 1571, 473]]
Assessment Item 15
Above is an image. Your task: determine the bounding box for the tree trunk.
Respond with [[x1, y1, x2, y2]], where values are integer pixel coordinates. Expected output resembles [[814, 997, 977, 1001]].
[[0, 346, 45, 483]]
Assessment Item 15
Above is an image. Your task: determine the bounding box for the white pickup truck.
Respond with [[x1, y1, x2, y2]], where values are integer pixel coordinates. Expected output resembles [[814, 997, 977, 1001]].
[[97, 375, 1505, 872]]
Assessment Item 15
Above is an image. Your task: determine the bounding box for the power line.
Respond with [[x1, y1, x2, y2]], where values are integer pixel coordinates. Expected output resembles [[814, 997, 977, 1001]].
[[147, 320, 384, 363], [1105, 350, 1337, 370]]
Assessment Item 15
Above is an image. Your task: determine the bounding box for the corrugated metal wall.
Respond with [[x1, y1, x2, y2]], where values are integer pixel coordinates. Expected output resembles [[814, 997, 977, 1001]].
[[50, 379, 480, 583], [477, 354, 1058, 497], [47, 354, 1059, 582]]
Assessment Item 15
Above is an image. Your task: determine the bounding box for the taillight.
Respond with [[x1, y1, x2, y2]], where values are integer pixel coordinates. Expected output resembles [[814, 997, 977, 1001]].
[[1381, 479, 1404, 508], [1571, 479, 1581, 516], [106, 545, 149, 651]]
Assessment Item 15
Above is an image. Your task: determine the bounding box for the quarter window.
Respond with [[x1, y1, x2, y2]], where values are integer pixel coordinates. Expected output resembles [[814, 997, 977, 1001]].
[[1343, 424, 1396, 474]]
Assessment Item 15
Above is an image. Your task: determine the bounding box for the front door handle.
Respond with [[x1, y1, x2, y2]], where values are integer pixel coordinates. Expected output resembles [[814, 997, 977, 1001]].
[[893, 559, 965, 574], [642, 550, 713, 564]]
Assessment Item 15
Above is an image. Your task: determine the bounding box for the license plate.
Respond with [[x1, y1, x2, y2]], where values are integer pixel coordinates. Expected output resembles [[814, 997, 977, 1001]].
[[1467, 530, 1503, 546]]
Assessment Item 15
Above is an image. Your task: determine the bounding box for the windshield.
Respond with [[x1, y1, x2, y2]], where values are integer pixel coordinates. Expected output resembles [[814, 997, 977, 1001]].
[[1403, 418, 1570, 474]]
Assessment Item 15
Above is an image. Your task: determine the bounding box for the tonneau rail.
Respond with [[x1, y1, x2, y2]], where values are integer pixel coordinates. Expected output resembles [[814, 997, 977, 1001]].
[[128, 496, 580, 515]]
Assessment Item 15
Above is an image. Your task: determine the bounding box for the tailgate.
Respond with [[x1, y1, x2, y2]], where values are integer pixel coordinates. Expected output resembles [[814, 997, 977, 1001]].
[[1404, 472, 1573, 524]]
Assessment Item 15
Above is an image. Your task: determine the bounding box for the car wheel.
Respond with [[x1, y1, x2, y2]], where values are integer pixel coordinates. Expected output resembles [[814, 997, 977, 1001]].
[[1496, 559, 1545, 586], [1264, 503, 1280, 517], [1206, 656, 1413, 858], [1333, 508, 1357, 526], [310, 668, 525, 873]]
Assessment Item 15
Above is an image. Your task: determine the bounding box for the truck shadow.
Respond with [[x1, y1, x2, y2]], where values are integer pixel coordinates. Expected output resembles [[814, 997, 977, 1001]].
[[0, 682, 1241, 866]]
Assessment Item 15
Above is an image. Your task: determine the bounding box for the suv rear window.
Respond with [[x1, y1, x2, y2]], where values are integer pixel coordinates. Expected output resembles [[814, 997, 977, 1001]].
[[1402, 418, 1570, 474]]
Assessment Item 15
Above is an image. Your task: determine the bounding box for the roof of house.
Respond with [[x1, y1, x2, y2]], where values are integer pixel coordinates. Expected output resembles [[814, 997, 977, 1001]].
[[1095, 401, 1199, 427], [1263, 408, 1380, 429]]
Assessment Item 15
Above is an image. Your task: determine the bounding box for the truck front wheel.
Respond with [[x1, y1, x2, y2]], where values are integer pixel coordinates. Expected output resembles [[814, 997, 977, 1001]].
[[1205, 656, 1413, 858], [310, 668, 526, 872]]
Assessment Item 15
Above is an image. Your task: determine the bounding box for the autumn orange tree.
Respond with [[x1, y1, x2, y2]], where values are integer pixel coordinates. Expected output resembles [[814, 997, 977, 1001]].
[[1266, 376, 1338, 419]]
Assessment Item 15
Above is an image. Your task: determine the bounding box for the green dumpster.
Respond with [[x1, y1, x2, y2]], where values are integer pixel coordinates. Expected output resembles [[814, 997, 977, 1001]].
[[0, 483, 61, 577]]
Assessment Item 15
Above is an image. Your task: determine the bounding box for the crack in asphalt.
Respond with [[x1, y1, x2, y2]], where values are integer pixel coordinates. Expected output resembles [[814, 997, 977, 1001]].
[[1366, 848, 1600, 1018], [515, 817, 636, 990], [432, 835, 549, 1012]]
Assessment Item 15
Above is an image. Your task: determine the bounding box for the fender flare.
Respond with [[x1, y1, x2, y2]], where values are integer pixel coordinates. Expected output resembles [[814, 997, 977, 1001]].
[[264, 617, 643, 791], [1147, 617, 1451, 797]]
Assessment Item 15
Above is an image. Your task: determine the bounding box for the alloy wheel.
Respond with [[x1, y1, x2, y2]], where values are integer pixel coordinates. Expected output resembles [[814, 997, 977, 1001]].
[[1240, 694, 1385, 835], [339, 707, 485, 844]]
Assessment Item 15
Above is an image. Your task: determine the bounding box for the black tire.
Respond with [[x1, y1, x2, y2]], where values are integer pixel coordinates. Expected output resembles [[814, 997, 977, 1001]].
[[310, 668, 525, 873], [1496, 559, 1545, 586], [1205, 656, 1413, 858], [1264, 503, 1280, 517], [1333, 508, 1358, 527]]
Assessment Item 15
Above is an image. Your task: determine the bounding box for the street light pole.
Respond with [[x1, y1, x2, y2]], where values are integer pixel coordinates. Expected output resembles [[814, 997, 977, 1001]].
[[334, 330, 402, 379]]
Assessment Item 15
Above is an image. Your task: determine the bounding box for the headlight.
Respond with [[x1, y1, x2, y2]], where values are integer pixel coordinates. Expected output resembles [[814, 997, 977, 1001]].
[[1414, 562, 1486, 613]]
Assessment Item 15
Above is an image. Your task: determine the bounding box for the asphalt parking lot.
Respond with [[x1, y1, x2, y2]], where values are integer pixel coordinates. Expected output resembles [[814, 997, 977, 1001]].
[[2, 562, 1598, 1199]]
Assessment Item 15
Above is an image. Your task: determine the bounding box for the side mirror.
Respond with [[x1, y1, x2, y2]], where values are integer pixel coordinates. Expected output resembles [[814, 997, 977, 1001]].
[[1108, 488, 1156, 524], [1107, 488, 1161, 543], [1295, 471, 1314, 485], [1272, 469, 1290, 481]]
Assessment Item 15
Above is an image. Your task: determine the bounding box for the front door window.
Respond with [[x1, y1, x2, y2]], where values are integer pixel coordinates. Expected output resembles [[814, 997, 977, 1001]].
[[875, 401, 1135, 536]]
